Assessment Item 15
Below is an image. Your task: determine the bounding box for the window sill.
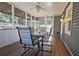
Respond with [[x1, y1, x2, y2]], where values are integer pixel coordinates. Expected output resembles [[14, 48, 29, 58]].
[[65, 31, 71, 36]]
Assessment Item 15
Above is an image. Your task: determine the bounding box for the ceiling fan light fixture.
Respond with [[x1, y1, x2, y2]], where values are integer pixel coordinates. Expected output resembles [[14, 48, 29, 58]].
[[36, 6, 40, 12], [36, 9, 40, 12], [30, 2, 46, 13]]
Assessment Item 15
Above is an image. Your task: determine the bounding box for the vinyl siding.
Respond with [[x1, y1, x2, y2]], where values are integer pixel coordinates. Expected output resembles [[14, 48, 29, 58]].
[[61, 2, 79, 56]]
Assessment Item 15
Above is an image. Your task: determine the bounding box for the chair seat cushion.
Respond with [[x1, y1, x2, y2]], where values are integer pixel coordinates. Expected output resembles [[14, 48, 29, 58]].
[[39, 37, 49, 42], [43, 37, 49, 42]]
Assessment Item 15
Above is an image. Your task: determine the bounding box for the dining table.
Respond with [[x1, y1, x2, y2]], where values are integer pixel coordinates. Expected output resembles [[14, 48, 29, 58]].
[[32, 32, 46, 55]]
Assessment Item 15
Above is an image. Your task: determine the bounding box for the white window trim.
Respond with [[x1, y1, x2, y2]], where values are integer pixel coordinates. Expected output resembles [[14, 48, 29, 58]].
[[65, 3, 72, 36]]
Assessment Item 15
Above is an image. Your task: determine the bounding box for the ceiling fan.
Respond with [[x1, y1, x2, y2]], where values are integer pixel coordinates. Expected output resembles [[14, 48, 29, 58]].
[[30, 2, 46, 12]]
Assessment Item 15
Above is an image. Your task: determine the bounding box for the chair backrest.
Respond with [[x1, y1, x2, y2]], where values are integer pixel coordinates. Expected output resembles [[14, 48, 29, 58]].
[[50, 27, 52, 35], [17, 27, 32, 45], [48, 27, 53, 36], [29, 27, 34, 33]]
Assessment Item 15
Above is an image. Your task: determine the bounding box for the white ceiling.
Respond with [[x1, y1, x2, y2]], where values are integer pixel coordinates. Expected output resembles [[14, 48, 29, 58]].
[[10, 2, 68, 17]]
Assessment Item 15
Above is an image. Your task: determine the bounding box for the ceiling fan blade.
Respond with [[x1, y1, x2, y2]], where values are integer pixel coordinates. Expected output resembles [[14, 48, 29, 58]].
[[39, 6, 46, 11], [30, 6, 36, 10], [29, 2, 46, 12]]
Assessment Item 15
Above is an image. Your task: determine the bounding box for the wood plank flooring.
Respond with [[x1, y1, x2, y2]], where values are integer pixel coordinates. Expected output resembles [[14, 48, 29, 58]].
[[0, 36, 71, 56], [52, 36, 71, 56], [0, 41, 25, 56]]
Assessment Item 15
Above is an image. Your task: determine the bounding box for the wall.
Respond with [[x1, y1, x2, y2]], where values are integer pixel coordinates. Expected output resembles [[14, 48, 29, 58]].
[[0, 29, 19, 48], [53, 16, 61, 36], [0, 2, 26, 48], [61, 2, 79, 56], [0, 2, 12, 15]]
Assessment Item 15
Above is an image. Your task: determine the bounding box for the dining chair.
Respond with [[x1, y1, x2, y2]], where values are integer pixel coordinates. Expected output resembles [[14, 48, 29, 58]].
[[40, 27, 53, 52], [16, 27, 40, 56], [43, 27, 53, 42]]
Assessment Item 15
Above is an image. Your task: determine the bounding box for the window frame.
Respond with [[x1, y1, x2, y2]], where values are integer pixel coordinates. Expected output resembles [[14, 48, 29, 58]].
[[65, 3, 72, 36]]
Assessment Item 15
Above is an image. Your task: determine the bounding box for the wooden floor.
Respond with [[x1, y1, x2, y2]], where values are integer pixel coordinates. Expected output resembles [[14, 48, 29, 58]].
[[52, 36, 71, 56], [0, 36, 71, 56]]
